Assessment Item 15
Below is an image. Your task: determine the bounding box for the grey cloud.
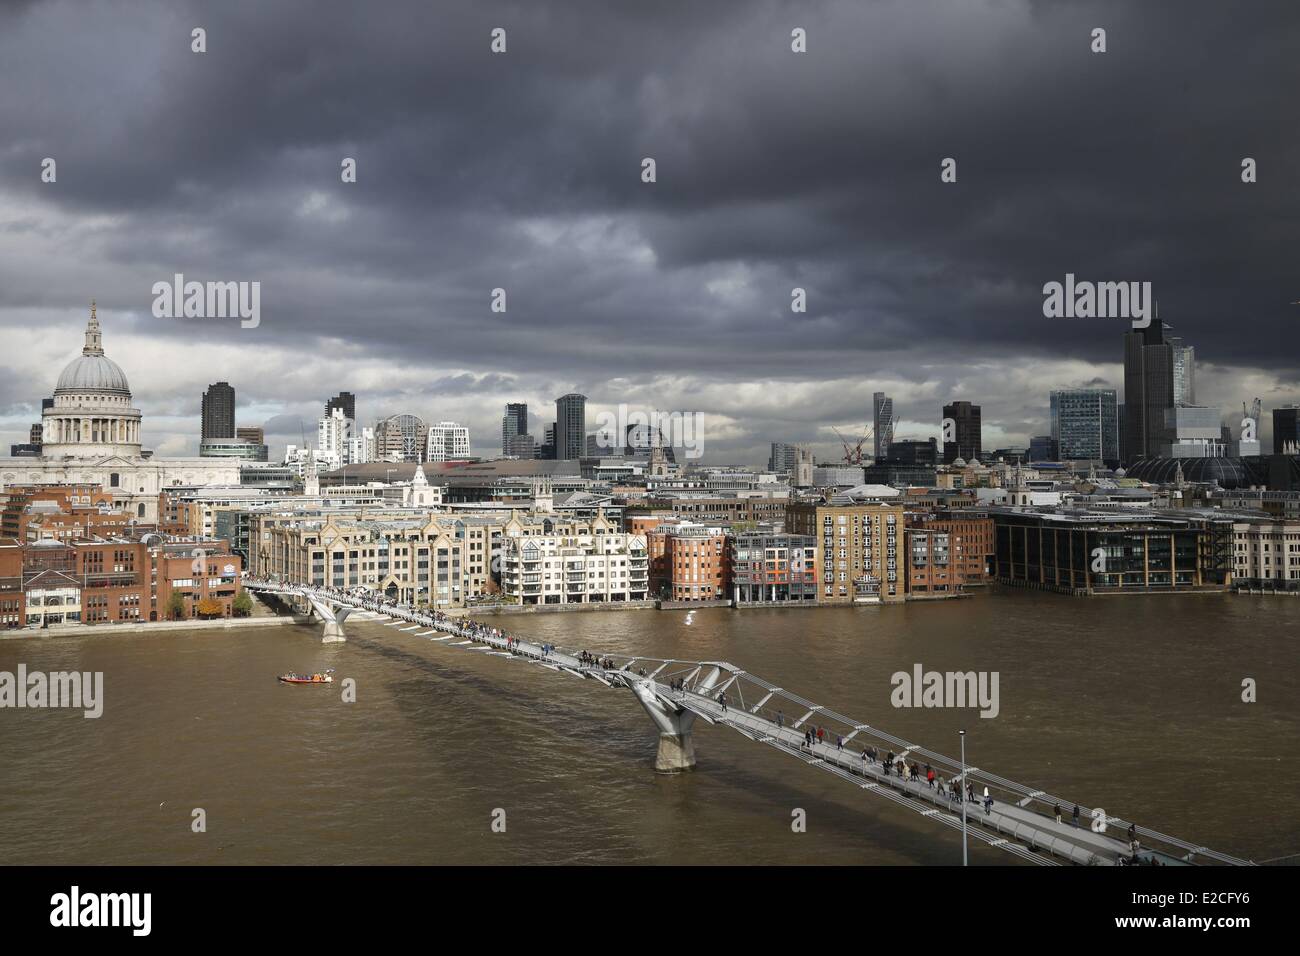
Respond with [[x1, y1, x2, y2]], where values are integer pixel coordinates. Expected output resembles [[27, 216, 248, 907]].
[[1, 0, 1298, 462]]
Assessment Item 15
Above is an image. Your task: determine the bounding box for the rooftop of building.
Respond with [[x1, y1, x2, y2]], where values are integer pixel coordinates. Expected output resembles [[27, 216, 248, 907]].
[[323, 460, 584, 484], [984, 505, 1237, 527]]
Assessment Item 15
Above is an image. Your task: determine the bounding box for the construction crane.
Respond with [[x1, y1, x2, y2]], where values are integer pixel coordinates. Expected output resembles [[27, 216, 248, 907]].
[[831, 424, 873, 465]]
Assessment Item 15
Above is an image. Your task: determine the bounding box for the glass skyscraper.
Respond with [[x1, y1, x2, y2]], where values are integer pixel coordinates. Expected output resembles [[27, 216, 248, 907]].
[[873, 392, 895, 461], [1051, 389, 1119, 463]]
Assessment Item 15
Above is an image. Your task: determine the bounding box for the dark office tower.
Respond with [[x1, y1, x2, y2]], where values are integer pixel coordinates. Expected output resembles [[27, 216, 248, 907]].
[[201, 382, 236, 440], [941, 401, 981, 464], [1121, 319, 1174, 464], [325, 391, 356, 422], [1274, 405, 1300, 455], [555, 393, 587, 460], [887, 438, 939, 467], [873, 392, 895, 461], [768, 442, 798, 473], [502, 402, 528, 454], [1029, 436, 1058, 462]]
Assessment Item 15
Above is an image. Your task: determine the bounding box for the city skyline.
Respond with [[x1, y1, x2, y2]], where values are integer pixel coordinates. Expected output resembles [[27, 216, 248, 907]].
[[5, 306, 1296, 465], [2, 0, 1298, 464]]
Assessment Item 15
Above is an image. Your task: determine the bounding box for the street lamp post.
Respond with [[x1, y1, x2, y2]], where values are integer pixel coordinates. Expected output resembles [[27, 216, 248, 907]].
[[959, 729, 968, 866]]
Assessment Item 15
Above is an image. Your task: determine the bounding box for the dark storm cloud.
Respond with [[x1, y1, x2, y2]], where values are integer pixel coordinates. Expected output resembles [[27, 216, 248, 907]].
[[1, 0, 1297, 460]]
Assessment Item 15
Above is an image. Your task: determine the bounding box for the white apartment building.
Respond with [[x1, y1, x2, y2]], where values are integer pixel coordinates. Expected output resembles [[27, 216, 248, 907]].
[[318, 407, 352, 461], [501, 532, 648, 604], [426, 421, 471, 462], [1231, 519, 1300, 590], [258, 509, 622, 607], [347, 426, 375, 465]]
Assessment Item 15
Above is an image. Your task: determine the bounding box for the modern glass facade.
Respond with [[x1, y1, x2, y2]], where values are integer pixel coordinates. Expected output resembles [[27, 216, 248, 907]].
[[992, 510, 1232, 593], [1049, 389, 1119, 462]]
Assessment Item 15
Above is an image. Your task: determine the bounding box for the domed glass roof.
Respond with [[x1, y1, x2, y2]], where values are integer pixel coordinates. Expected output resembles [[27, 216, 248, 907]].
[[55, 353, 131, 394], [1122, 456, 1254, 490]]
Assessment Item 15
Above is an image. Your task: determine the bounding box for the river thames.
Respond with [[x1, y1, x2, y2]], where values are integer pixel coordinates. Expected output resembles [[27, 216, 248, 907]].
[[2, 590, 1295, 865]]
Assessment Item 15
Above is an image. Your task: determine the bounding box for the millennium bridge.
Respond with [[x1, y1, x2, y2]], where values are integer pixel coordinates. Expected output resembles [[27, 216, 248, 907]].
[[245, 580, 1253, 867]]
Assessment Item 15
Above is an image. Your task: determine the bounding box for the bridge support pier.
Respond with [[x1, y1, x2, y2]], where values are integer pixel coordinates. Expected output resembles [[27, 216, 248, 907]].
[[306, 596, 353, 644], [321, 618, 347, 643], [631, 666, 721, 773], [654, 731, 697, 772]]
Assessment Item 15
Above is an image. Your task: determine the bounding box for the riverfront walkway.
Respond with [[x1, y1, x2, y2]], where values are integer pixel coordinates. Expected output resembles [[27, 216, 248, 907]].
[[245, 580, 1253, 867]]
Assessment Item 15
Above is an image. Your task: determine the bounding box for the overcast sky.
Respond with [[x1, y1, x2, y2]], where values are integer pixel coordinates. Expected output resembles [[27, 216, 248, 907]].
[[1, 0, 1297, 464]]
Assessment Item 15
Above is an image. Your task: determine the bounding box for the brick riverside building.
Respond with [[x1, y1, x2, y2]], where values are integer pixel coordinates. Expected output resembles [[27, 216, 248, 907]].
[[786, 501, 907, 603], [904, 510, 995, 594], [5, 536, 243, 629], [0, 484, 115, 538], [660, 525, 729, 601]]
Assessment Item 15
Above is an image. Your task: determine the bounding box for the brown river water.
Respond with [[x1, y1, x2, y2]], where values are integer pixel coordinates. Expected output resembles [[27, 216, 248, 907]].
[[1, 590, 1296, 865]]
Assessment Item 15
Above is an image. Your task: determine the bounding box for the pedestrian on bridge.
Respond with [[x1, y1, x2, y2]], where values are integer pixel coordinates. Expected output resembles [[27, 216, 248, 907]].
[[983, 788, 993, 816], [836, 735, 843, 750], [776, 710, 784, 728], [717, 691, 728, 713], [816, 726, 825, 747], [1054, 803, 1062, 824], [1072, 805, 1080, 827]]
